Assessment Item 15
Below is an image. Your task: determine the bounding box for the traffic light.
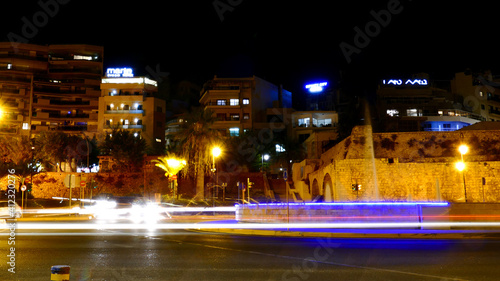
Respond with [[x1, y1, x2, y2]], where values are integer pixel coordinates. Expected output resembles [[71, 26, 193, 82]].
[[247, 178, 254, 189]]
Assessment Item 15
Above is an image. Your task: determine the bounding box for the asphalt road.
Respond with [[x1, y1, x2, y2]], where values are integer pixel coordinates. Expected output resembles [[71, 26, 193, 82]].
[[2, 220, 500, 281]]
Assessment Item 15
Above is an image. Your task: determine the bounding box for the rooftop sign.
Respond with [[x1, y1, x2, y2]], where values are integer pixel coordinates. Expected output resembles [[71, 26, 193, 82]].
[[383, 79, 428, 86], [305, 82, 328, 93], [106, 68, 134, 78]]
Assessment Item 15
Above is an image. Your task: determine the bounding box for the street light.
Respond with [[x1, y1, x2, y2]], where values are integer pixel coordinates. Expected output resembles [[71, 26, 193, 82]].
[[211, 146, 222, 201], [261, 154, 270, 172], [457, 144, 469, 202]]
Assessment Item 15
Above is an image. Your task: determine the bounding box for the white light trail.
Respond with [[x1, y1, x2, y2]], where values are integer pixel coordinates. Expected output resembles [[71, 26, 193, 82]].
[[3, 221, 500, 231]]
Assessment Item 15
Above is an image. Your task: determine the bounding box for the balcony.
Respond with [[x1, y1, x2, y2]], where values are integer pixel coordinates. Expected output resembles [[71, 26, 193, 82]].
[[104, 124, 143, 130], [104, 109, 144, 114], [48, 113, 90, 119], [489, 108, 500, 116]]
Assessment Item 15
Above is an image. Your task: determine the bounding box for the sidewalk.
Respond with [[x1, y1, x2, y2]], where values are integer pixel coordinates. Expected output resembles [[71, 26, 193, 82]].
[[193, 219, 500, 239]]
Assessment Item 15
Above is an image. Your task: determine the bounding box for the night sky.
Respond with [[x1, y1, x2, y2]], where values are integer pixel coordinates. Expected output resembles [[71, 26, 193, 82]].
[[2, 0, 499, 109]]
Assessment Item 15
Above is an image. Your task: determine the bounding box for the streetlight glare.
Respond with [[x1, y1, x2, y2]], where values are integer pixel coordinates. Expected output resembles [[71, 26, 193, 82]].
[[212, 147, 221, 158], [458, 145, 469, 155], [263, 154, 270, 161], [455, 161, 466, 172]]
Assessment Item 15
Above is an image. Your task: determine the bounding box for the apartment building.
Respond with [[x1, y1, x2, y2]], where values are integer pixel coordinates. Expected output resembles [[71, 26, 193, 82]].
[[376, 74, 483, 132], [451, 71, 500, 122], [198, 75, 292, 137], [0, 42, 103, 137], [98, 70, 166, 147]]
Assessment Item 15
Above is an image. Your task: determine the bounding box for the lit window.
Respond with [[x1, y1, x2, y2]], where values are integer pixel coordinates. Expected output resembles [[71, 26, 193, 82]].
[[298, 118, 310, 127], [229, 127, 240, 137], [22, 123, 29, 130], [231, 114, 240, 120], [386, 109, 399, 117], [7, 63, 12, 70], [134, 118, 139, 124], [230, 99, 239, 106], [124, 119, 129, 125], [110, 103, 114, 109], [73, 55, 92, 61], [243, 113, 250, 120], [155, 138, 161, 143], [438, 110, 443, 115], [407, 109, 420, 117], [217, 99, 226, 106], [276, 144, 285, 153], [242, 98, 249, 105]]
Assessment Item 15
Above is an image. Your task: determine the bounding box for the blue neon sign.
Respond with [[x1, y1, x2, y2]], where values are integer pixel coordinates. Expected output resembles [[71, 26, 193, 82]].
[[305, 82, 328, 93]]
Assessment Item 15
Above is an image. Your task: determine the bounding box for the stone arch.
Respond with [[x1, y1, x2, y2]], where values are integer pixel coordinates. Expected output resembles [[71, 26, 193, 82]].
[[323, 173, 333, 202], [311, 179, 320, 200]]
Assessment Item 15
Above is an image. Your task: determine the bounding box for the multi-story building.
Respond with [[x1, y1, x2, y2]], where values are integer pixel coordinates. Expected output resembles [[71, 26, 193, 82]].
[[98, 70, 166, 147], [198, 75, 292, 137], [0, 42, 103, 137], [451, 71, 500, 122], [376, 74, 483, 132]]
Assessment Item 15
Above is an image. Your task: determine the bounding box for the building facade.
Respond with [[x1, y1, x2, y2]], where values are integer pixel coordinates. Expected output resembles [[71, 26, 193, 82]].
[[198, 75, 292, 137], [451, 71, 500, 122], [0, 43, 103, 137], [376, 74, 483, 132], [98, 73, 166, 148]]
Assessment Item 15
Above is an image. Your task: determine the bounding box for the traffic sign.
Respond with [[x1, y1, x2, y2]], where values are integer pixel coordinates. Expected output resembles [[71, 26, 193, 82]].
[[283, 168, 288, 181], [80, 180, 86, 187], [171, 174, 178, 180]]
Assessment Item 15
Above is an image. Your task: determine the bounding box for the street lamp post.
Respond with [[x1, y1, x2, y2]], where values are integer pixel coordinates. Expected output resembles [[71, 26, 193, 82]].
[[211, 147, 221, 202], [456, 144, 469, 203]]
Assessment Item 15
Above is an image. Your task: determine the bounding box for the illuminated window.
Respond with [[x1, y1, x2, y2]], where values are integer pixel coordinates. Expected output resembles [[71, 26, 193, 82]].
[[230, 99, 239, 106], [7, 63, 12, 70], [298, 118, 310, 127], [73, 55, 92, 61], [231, 114, 240, 120], [386, 109, 399, 117], [406, 109, 421, 117], [243, 113, 250, 120], [229, 127, 240, 137], [242, 98, 249, 105], [276, 144, 286, 153], [217, 99, 226, 106], [22, 123, 29, 130]]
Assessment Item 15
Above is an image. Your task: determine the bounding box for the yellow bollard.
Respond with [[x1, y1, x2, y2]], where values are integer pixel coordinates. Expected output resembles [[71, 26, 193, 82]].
[[51, 265, 70, 281]]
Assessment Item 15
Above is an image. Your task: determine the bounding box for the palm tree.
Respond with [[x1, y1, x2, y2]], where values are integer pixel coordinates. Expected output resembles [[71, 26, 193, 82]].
[[173, 107, 223, 200]]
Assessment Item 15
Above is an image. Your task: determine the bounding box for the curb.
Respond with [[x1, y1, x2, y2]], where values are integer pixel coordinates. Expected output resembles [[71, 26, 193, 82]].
[[192, 228, 500, 239]]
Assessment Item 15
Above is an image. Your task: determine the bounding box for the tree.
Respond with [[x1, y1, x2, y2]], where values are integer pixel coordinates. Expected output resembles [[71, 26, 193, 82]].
[[173, 107, 223, 199], [34, 131, 83, 172], [99, 129, 147, 172], [0, 136, 36, 185]]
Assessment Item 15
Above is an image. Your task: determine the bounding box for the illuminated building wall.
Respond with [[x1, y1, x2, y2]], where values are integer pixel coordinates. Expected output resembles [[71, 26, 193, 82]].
[[376, 74, 483, 132], [198, 75, 292, 137], [98, 76, 166, 148], [293, 125, 500, 203], [0, 43, 103, 137]]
